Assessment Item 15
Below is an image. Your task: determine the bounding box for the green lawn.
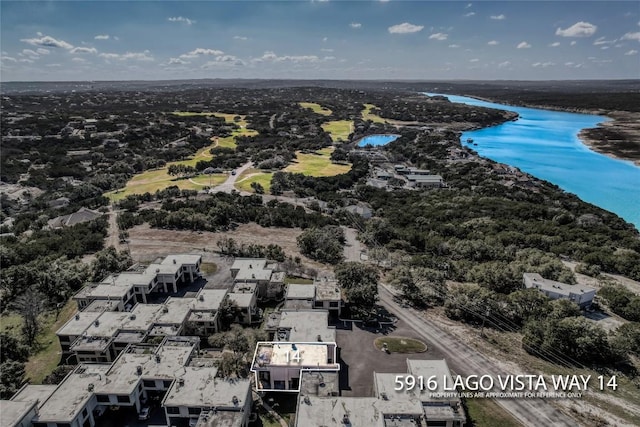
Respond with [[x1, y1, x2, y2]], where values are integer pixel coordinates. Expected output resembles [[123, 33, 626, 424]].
[[464, 398, 523, 427], [235, 147, 352, 193], [321, 120, 353, 142], [299, 102, 332, 116], [374, 336, 427, 353], [235, 171, 274, 193], [362, 103, 386, 123], [284, 147, 351, 176], [1, 300, 78, 384]]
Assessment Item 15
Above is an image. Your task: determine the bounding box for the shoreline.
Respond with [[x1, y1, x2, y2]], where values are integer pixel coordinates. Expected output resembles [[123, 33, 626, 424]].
[[460, 94, 640, 166]]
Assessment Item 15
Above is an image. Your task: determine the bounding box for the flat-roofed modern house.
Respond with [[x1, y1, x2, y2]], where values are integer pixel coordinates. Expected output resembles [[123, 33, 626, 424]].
[[230, 258, 285, 299], [523, 273, 596, 308], [186, 288, 229, 336], [295, 358, 465, 427], [228, 283, 259, 325], [73, 254, 202, 310], [57, 311, 103, 354], [4, 337, 252, 427], [406, 174, 444, 189], [251, 342, 340, 392], [284, 280, 343, 315], [1, 385, 57, 427]]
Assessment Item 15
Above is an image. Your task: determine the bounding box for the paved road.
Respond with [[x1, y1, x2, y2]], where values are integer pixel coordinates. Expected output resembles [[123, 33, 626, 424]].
[[106, 205, 123, 250], [209, 161, 253, 194], [378, 284, 576, 427], [343, 227, 363, 263]]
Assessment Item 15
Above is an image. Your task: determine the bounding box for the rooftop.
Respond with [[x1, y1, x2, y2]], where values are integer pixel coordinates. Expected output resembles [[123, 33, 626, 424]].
[[286, 284, 316, 300], [406, 359, 458, 399], [315, 279, 342, 302], [161, 254, 202, 266], [191, 289, 229, 311], [253, 342, 338, 370], [231, 258, 272, 281], [11, 385, 57, 407], [227, 292, 255, 309], [195, 410, 245, 427], [0, 400, 37, 426], [163, 369, 250, 409], [523, 273, 595, 295], [57, 311, 102, 337], [278, 310, 335, 343]]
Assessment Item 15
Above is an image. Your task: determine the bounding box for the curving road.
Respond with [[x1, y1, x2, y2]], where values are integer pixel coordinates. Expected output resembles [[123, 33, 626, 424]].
[[378, 284, 577, 427], [209, 161, 253, 194]]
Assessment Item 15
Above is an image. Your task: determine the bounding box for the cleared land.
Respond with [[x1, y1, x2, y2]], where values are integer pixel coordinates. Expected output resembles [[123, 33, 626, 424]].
[[362, 103, 386, 124], [299, 102, 332, 116], [105, 113, 256, 200], [235, 147, 351, 193], [373, 336, 427, 353], [1, 300, 77, 384], [322, 120, 353, 142]]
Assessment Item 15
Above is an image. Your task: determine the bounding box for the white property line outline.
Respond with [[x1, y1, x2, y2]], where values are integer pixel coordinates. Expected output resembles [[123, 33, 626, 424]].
[[250, 341, 340, 393]]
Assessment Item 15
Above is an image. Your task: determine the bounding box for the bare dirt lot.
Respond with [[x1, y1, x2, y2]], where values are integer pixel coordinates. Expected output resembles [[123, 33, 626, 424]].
[[125, 223, 324, 268]]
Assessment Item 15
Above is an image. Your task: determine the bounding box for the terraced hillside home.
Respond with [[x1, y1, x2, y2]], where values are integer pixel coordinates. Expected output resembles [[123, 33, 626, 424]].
[[230, 258, 285, 299], [0, 337, 252, 427]]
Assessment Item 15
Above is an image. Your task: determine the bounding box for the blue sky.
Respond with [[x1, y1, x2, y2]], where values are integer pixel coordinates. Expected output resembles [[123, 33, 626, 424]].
[[1, 1, 639, 81]]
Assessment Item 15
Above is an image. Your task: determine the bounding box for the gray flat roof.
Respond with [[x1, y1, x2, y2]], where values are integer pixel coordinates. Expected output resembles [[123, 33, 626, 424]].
[[278, 310, 335, 343], [295, 396, 423, 427], [315, 279, 341, 302], [523, 273, 595, 295], [195, 410, 245, 427], [228, 292, 255, 308], [57, 311, 103, 337], [231, 258, 272, 281], [0, 399, 36, 426], [11, 385, 57, 407], [405, 174, 443, 182], [161, 254, 202, 266], [192, 289, 229, 311], [406, 359, 457, 400], [286, 284, 316, 300], [164, 370, 250, 409]]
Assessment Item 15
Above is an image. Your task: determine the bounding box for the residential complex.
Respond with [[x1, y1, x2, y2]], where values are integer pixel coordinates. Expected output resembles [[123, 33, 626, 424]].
[[523, 273, 596, 308]]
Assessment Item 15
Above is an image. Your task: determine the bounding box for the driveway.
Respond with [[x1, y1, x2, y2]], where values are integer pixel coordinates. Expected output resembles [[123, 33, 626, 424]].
[[209, 161, 253, 194], [336, 316, 445, 397]]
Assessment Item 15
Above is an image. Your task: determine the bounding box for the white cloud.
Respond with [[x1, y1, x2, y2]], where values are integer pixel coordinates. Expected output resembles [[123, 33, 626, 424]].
[[469, 58, 479, 62], [168, 16, 195, 25], [18, 58, 34, 63], [46, 63, 61, 67], [322, 37, 328, 42], [464, 12, 475, 17], [517, 41, 531, 49], [99, 50, 153, 61], [321, 48, 334, 52], [254, 51, 330, 63], [20, 35, 73, 49], [448, 44, 460, 48], [350, 22, 362, 29], [600, 46, 610, 50], [168, 57, 190, 65], [570, 41, 577, 46], [94, 35, 110, 40], [498, 61, 511, 68], [70, 47, 97, 54], [179, 48, 225, 59], [564, 61, 582, 68], [202, 55, 245, 68], [465, 3, 472, 8], [625, 49, 638, 55], [621, 32, 640, 42], [549, 42, 561, 47], [71, 57, 87, 63], [487, 40, 499, 45], [532, 61, 555, 67], [21, 49, 39, 58], [388, 22, 424, 34], [490, 14, 506, 20], [233, 36, 248, 41], [1, 55, 17, 62], [593, 37, 618, 46], [555, 21, 597, 37], [36, 48, 50, 55], [429, 32, 448, 41]]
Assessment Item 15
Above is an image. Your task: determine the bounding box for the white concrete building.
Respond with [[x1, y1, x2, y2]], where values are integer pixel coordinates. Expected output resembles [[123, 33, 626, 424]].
[[523, 273, 596, 308]]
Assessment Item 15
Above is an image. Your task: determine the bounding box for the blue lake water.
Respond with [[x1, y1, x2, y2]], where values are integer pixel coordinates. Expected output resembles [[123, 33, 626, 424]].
[[358, 134, 400, 147], [426, 93, 640, 230]]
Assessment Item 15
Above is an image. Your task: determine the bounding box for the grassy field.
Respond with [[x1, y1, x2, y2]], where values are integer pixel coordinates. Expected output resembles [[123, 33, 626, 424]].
[[1, 300, 77, 384], [235, 147, 351, 193], [465, 398, 523, 427], [200, 262, 218, 275], [374, 336, 427, 353], [299, 102, 332, 116], [321, 120, 353, 142], [284, 147, 351, 176], [362, 103, 386, 123], [105, 112, 256, 200], [235, 170, 274, 193]]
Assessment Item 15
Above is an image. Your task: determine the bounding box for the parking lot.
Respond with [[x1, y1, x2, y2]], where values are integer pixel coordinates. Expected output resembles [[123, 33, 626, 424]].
[[336, 315, 446, 397]]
